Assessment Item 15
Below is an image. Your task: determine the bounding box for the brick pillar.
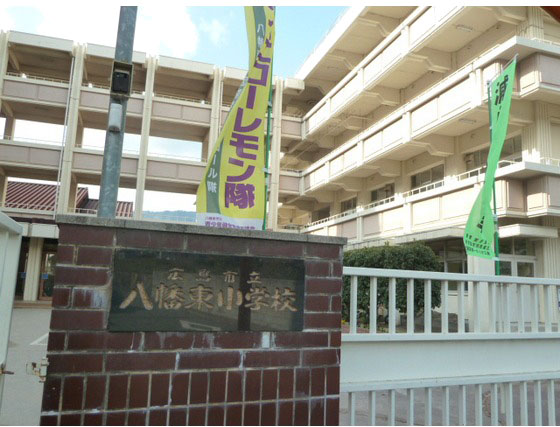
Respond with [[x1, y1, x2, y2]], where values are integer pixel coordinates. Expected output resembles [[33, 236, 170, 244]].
[[40, 215, 345, 426]]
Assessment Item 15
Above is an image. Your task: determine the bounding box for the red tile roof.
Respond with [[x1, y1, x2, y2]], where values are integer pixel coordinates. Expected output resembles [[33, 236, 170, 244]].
[[5, 181, 133, 217]]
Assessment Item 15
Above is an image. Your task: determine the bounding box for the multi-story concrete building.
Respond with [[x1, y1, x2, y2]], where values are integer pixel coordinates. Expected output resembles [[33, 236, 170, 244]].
[[2, 6, 560, 302]]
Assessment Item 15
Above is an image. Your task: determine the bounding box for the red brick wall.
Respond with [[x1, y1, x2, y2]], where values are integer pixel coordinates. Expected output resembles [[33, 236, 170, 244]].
[[40, 220, 343, 426]]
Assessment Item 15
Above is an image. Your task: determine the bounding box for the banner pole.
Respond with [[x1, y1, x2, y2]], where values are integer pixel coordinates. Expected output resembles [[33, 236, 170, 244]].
[[263, 59, 274, 230], [487, 80, 501, 276]]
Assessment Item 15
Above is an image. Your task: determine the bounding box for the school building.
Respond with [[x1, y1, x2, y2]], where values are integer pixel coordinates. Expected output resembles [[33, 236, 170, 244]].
[[2, 6, 560, 301]]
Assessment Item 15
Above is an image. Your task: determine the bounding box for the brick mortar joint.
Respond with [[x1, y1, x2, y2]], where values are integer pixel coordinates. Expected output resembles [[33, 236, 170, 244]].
[[41, 393, 340, 413], [57, 215, 347, 245]]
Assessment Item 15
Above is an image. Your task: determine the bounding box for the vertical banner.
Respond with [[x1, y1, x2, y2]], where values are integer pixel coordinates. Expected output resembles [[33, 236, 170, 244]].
[[464, 59, 516, 258], [196, 7, 275, 230]]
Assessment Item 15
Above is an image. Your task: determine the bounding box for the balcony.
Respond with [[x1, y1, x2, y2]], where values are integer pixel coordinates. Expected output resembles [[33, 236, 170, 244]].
[[300, 159, 560, 242], [3, 73, 304, 142], [303, 6, 466, 138], [299, 41, 560, 197], [0, 138, 304, 197]]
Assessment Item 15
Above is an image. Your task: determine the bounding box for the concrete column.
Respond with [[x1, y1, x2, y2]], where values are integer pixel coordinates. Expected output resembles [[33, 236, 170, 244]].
[[75, 124, 84, 148], [521, 121, 538, 162], [331, 191, 341, 215], [23, 237, 44, 302], [445, 137, 462, 177], [208, 67, 224, 155], [0, 31, 9, 117], [356, 216, 364, 242], [3, 117, 15, 140], [67, 175, 78, 212], [395, 161, 409, 195], [518, 7, 545, 39], [542, 217, 560, 322], [403, 202, 412, 233], [0, 169, 7, 206], [134, 56, 157, 219], [535, 102, 551, 160], [267, 77, 283, 230], [57, 43, 86, 214], [466, 255, 494, 332]]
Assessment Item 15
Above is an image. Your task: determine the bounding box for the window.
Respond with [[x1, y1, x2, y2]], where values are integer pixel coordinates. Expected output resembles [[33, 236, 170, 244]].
[[499, 237, 535, 256], [517, 262, 534, 277], [340, 197, 357, 212], [311, 207, 330, 222], [410, 164, 444, 189], [371, 184, 395, 202], [498, 238, 536, 277], [501, 135, 522, 162], [464, 135, 522, 172], [464, 148, 489, 171]]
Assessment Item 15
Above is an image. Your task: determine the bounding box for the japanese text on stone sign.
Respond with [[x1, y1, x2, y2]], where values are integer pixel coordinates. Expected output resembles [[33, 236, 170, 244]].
[[119, 267, 297, 313]]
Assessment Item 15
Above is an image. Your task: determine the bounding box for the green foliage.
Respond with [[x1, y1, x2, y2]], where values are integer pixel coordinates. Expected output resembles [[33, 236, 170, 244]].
[[342, 243, 443, 326]]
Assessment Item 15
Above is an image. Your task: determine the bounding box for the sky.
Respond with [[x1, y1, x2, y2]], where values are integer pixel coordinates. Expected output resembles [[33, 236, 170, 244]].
[[0, 3, 347, 211]]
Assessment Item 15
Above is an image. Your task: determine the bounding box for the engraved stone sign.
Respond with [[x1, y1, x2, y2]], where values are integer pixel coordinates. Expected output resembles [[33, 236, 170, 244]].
[[108, 249, 305, 332]]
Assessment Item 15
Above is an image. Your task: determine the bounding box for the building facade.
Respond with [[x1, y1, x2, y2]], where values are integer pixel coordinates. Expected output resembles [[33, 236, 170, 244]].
[[2, 6, 560, 301]]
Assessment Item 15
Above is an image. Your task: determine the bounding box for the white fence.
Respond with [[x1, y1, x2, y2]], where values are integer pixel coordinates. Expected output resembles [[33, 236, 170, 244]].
[[340, 267, 560, 425]]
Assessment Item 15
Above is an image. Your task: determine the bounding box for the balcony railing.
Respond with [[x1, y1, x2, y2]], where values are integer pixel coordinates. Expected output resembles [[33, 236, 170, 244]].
[[541, 157, 560, 167], [6, 71, 69, 85], [1, 202, 54, 212], [153, 91, 210, 105], [361, 196, 396, 211], [307, 208, 359, 228], [79, 144, 207, 163], [71, 207, 132, 218], [302, 160, 524, 231], [1, 135, 62, 146]]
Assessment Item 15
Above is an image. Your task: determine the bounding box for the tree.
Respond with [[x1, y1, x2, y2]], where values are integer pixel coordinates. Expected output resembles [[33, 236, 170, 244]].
[[342, 243, 443, 326]]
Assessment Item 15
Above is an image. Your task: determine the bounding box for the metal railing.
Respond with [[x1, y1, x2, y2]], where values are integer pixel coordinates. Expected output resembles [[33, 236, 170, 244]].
[[302, 159, 522, 230], [279, 168, 303, 174], [307, 208, 358, 228], [5, 71, 69, 85], [1, 135, 63, 146], [341, 267, 560, 425], [70, 207, 132, 218], [153, 92, 209, 105], [80, 144, 140, 156], [79, 144, 206, 163], [82, 82, 110, 90], [541, 157, 560, 167], [1, 202, 54, 212], [361, 196, 396, 212]]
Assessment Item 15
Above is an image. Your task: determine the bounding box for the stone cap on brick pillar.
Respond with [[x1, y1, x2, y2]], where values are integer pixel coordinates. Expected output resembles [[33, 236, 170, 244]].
[[56, 214, 347, 246]]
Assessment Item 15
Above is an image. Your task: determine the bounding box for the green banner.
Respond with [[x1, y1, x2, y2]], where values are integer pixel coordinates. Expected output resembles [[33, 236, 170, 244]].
[[464, 59, 516, 259]]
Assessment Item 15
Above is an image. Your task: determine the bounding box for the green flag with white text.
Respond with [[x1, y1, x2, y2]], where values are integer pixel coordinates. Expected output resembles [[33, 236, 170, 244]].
[[464, 59, 516, 259]]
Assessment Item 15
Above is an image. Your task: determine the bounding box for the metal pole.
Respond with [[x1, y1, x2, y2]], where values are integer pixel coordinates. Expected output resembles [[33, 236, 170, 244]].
[[486, 80, 500, 276], [263, 66, 273, 231], [98, 6, 137, 218]]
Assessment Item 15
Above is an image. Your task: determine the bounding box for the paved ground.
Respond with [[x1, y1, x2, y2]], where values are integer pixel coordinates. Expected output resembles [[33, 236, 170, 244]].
[[0, 308, 51, 426]]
